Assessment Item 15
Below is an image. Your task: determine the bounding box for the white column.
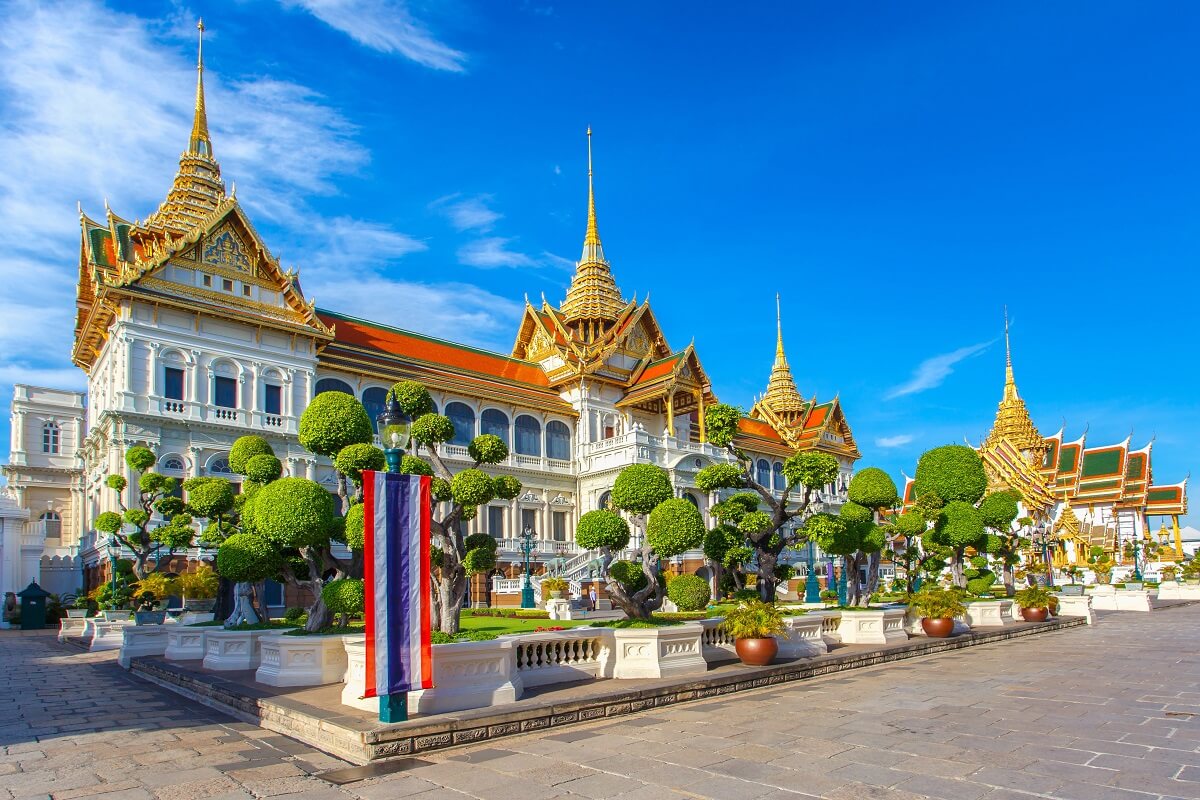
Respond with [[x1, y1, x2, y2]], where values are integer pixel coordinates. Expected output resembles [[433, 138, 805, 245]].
[[251, 363, 262, 414], [189, 350, 202, 405], [147, 341, 160, 397]]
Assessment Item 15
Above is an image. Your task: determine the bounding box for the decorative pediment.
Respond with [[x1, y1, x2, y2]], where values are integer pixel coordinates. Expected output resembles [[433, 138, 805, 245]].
[[202, 224, 254, 273]]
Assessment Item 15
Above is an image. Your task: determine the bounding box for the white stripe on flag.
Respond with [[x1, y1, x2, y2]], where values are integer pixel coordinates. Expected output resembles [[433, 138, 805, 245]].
[[372, 471, 390, 698]]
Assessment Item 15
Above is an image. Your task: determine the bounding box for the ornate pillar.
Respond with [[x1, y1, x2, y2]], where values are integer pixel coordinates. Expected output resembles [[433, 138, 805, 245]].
[[190, 350, 202, 405], [695, 389, 706, 443], [251, 362, 262, 414], [665, 392, 675, 438], [147, 341, 160, 397], [188, 446, 203, 478], [1174, 515, 1184, 559]]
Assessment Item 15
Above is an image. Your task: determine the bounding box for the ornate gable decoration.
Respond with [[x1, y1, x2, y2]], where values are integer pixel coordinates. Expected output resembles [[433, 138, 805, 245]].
[[202, 224, 253, 273]]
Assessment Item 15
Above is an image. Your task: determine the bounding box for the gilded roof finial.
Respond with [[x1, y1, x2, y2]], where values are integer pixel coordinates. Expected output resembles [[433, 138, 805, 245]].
[[581, 126, 604, 261], [190, 19, 213, 158], [983, 305, 1045, 458], [761, 293, 805, 415], [1003, 305, 1016, 401], [775, 292, 785, 361], [561, 127, 624, 326]]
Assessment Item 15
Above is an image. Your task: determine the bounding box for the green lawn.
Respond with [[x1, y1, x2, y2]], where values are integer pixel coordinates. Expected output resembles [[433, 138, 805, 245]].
[[457, 616, 592, 635]]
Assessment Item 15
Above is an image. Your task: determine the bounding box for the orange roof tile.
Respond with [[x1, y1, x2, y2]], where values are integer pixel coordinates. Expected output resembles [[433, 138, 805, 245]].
[[803, 404, 830, 430], [737, 417, 784, 442], [320, 310, 550, 387], [635, 354, 682, 385]]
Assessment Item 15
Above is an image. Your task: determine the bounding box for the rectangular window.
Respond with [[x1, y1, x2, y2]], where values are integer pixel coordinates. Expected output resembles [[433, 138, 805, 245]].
[[214, 376, 237, 408], [202, 274, 212, 287], [487, 506, 506, 540], [164, 367, 184, 401], [552, 511, 567, 542], [242, 285, 251, 297], [264, 384, 282, 415], [521, 508, 538, 539], [222, 278, 233, 292]]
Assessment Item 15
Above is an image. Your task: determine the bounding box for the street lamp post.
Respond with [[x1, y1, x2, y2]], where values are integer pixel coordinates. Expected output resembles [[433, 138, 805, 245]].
[[520, 525, 536, 609], [1030, 522, 1054, 588], [804, 539, 820, 603], [107, 536, 119, 608], [373, 394, 412, 725], [1130, 533, 1143, 582]]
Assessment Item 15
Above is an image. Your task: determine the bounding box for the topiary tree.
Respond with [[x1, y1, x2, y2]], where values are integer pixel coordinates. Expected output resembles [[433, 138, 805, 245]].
[[911, 445, 989, 588], [298, 391, 374, 513], [575, 464, 706, 619], [321, 578, 364, 629], [666, 573, 711, 611], [844, 468, 900, 603], [380, 381, 523, 633], [979, 490, 1022, 594], [696, 403, 841, 602], [94, 446, 196, 578]]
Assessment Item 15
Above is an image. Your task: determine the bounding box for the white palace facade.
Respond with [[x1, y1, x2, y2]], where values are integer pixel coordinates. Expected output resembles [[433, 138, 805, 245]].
[[1, 44, 861, 603]]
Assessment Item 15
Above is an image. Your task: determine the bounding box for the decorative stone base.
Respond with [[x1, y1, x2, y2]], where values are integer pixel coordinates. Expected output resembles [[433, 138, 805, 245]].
[[179, 612, 215, 626], [119, 624, 169, 668], [203, 628, 295, 671], [835, 609, 908, 645], [776, 615, 828, 658], [58, 617, 87, 642], [256, 633, 352, 687], [90, 621, 132, 651], [1156, 582, 1200, 601], [545, 599, 574, 620], [99, 611, 131, 622], [963, 600, 1017, 628], [407, 639, 523, 715], [1053, 594, 1095, 624], [807, 610, 842, 645], [1090, 589, 1153, 612], [611, 623, 707, 679], [165, 626, 208, 661]]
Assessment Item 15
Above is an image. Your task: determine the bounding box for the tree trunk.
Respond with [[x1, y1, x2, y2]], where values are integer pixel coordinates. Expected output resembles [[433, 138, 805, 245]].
[[304, 587, 333, 631], [757, 550, 778, 603], [430, 580, 442, 631], [951, 548, 966, 588], [213, 577, 234, 621], [862, 551, 882, 604], [1002, 561, 1015, 596], [252, 579, 270, 623], [437, 571, 467, 634]]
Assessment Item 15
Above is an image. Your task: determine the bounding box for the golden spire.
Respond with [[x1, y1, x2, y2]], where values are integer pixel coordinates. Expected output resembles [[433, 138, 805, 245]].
[[561, 127, 625, 328], [984, 307, 1046, 459], [190, 19, 212, 158], [144, 18, 225, 234], [762, 293, 805, 415]]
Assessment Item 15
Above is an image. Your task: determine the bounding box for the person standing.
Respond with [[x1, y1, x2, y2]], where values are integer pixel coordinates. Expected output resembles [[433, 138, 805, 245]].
[[588, 585, 598, 612]]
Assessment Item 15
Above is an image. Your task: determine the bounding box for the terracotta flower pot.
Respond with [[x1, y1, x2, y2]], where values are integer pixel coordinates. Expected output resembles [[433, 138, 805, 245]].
[[734, 637, 778, 666], [1020, 607, 1049, 622], [921, 617, 955, 638]]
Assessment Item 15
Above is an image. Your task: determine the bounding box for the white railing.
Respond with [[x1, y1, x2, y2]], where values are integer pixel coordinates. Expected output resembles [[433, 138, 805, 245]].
[[699, 618, 736, 662], [511, 629, 609, 687], [433, 444, 576, 475]]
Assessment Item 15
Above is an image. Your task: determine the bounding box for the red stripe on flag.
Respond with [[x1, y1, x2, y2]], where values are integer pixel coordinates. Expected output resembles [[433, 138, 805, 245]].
[[418, 475, 433, 689], [362, 470, 377, 699]]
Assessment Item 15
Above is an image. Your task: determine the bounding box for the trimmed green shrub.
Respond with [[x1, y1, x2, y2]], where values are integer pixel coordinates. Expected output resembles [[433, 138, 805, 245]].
[[575, 509, 630, 551], [610, 560, 648, 592], [612, 464, 673, 514], [646, 498, 706, 557], [244, 477, 336, 549], [229, 436, 275, 474], [215, 533, 281, 583], [847, 467, 900, 510], [244, 454, 282, 485], [299, 392, 373, 457], [666, 574, 711, 611], [321, 579, 365, 616], [468, 434, 508, 464], [913, 445, 987, 505], [333, 443, 386, 485]]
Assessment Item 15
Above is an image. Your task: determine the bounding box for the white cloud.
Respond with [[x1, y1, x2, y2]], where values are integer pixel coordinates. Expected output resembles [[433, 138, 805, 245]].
[[281, 0, 467, 72], [875, 434, 915, 449], [458, 237, 539, 269], [884, 341, 993, 400], [432, 194, 502, 232]]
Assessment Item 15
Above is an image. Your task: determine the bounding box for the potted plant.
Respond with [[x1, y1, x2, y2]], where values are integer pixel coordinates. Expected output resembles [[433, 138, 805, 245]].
[[908, 586, 967, 638], [1182, 560, 1200, 585], [1160, 565, 1178, 583], [820, 589, 839, 607], [179, 565, 219, 612], [1087, 546, 1114, 585], [67, 592, 89, 619], [1014, 586, 1052, 622], [541, 576, 569, 600], [721, 600, 786, 666]]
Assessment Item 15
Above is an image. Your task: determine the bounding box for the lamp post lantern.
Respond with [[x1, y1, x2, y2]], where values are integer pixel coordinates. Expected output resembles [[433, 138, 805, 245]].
[[376, 395, 412, 474], [1030, 522, 1054, 588], [520, 525, 536, 609]]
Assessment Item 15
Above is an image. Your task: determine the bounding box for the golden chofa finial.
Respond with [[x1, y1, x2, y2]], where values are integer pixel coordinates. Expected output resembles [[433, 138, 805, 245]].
[[190, 18, 213, 158], [775, 292, 784, 359]]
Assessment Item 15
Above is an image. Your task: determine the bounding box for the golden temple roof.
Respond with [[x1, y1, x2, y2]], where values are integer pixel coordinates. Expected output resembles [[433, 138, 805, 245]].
[[983, 309, 1046, 457], [145, 19, 226, 235], [761, 294, 805, 415], [560, 128, 626, 326]]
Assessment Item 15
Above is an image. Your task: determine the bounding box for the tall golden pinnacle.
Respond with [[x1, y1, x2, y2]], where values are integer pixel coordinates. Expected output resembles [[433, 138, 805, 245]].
[[984, 307, 1046, 458], [561, 127, 625, 327], [762, 293, 806, 414], [190, 18, 213, 158]]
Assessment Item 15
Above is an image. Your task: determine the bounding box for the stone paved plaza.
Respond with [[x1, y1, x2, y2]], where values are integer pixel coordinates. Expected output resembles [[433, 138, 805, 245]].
[[4, 608, 1200, 799]]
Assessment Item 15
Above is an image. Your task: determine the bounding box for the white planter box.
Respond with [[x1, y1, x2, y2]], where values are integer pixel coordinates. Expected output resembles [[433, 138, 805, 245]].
[[66, 608, 88, 619], [509, 628, 613, 687], [699, 618, 737, 663], [58, 617, 87, 642], [807, 610, 843, 644], [611, 623, 707, 679], [408, 639, 523, 715], [119, 624, 169, 669], [1053, 594, 1095, 624], [1090, 589, 1153, 612], [341, 636, 374, 713], [545, 599, 575, 620], [1156, 582, 1200, 601], [99, 610, 131, 622], [165, 626, 209, 661], [835, 609, 908, 645], [776, 615, 828, 659], [202, 628, 295, 671], [963, 600, 1017, 628], [90, 620, 132, 651], [178, 612, 215, 626], [902, 607, 970, 636], [255, 633, 352, 687]]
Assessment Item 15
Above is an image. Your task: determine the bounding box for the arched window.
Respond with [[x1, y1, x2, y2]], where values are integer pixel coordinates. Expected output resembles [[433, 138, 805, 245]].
[[514, 415, 541, 456], [445, 402, 475, 446], [314, 378, 354, 397], [598, 491, 612, 510], [683, 492, 700, 508], [39, 511, 61, 540], [43, 422, 61, 454], [546, 420, 571, 461], [756, 458, 771, 487], [362, 387, 388, 432], [481, 409, 510, 446], [209, 457, 234, 475], [772, 462, 785, 491], [161, 455, 186, 472]]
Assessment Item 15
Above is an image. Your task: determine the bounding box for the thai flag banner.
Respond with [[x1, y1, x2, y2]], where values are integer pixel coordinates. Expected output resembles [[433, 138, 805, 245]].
[[362, 470, 433, 698]]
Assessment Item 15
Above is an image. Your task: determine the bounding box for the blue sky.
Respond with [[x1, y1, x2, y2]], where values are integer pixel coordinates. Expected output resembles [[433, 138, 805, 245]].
[[0, 1, 1196, 525]]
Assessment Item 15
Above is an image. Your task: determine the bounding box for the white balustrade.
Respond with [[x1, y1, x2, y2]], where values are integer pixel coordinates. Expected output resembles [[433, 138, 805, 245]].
[[509, 629, 613, 687], [699, 618, 737, 662], [962, 599, 1018, 628], [776, 615, 829, 659]]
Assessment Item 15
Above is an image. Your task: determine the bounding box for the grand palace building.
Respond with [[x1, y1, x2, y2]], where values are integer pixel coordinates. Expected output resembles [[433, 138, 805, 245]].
[[1, 37, 861, 605]]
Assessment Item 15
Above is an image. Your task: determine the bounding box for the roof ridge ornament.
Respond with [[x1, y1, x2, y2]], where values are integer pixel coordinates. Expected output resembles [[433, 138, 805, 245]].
[[759, 293, 805, 415], [561, 127, 625, 329]]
